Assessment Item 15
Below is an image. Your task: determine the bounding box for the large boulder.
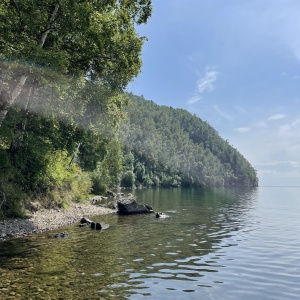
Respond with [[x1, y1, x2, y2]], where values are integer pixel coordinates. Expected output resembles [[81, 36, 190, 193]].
[[117, 199, 153, 215]]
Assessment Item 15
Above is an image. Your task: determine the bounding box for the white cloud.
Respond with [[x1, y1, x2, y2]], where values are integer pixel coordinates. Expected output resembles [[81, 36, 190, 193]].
[[213, 104, 232, 121], [188, 52, 203, 62], [256, 121, 268, 128], [187, 95, 201, 105], [278, 118, 300, 139], [196, 70, 219, 93], [235, 127, 250, 133], [187, 68, 219, 105], [268, 114, 286, 121], [291, 118, 300, 126]]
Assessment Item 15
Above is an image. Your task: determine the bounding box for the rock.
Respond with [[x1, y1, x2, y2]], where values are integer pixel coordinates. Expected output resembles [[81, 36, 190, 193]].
[[156, 212, 169, 218], [145, 204, 154, 213], [117, 199, 153, 215], [27, 201, 43, 212], [106, 201, 117, 209], [106, 190, 116, 197], [116, 192, 125, 197], [89, 196, 103, 204], [80, 217, 93, 224], [54, 232, 69, 238], [90, 221, 109, 230], [79, 223, 88, 228], [81, 218, 109, 230]]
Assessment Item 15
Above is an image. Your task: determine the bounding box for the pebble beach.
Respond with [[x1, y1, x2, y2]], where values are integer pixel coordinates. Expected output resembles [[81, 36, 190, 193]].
[[0, 203, 115, 242]]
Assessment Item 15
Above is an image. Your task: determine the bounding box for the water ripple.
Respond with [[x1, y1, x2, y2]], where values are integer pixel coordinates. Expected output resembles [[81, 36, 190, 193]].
[[1, 187, 300, 299]]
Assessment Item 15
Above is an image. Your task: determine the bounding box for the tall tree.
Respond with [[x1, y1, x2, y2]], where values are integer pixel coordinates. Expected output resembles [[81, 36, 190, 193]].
[[0, 0, 152, 127]]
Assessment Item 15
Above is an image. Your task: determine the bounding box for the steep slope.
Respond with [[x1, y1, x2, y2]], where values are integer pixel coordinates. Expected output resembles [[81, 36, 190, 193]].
[[119, 93, 258, 187]]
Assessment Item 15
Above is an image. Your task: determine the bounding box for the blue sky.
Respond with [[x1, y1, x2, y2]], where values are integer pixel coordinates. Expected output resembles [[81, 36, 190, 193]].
[[128, 0, 300, 186]]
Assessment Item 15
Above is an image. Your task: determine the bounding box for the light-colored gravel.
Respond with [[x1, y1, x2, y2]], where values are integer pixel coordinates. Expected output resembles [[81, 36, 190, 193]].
[[0, 203, 115, 242]]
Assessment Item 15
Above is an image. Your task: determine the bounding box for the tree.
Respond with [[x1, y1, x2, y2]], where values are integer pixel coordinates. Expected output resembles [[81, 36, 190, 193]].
[[0, 0, 152, 127], [0, 1, 153, 216]]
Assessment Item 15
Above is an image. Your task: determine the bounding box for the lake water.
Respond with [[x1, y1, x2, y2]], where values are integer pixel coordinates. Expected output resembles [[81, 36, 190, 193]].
[[0, 187, 300, 299]]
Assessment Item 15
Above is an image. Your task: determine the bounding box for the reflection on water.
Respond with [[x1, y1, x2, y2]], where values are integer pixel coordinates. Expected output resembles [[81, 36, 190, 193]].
[[1, 187, 300, 299]]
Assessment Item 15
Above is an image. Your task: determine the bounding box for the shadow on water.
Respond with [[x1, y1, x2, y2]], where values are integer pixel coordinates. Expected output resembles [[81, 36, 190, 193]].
[[0, 187, 258, 299]]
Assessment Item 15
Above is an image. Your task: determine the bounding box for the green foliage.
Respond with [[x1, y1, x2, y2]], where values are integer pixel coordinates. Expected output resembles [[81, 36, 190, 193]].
[[121, 171, 135, 188], [0, 182, 26, 218], [0, 0, 153, 217], [90, 139, 123, 189], [0, 0, 152, 87], [90, 174, 107, 195], [0, 149, 27, 217], [102, 140, 123, 187], [36, 150, 92, 208], [122, 149, 135, 172], [91, 161, 109, 195], [0, 0, 258, 217], [119, 93, 259, 188]]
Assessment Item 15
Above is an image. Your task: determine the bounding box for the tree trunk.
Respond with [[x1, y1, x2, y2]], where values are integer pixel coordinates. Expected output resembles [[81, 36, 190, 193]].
[[0, 75, 28, 127], [69, 142, 81, 168], [9, 87, 34, 154], [40, 1, 62, 47]]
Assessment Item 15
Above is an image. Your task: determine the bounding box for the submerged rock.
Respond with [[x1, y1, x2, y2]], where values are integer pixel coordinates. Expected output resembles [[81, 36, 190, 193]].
[[91, 221, 96, 229], [54, 232, 69, 238], [80, 218, 109, 230], [156, 212, 169, 219], [80, 217, 93, 224]]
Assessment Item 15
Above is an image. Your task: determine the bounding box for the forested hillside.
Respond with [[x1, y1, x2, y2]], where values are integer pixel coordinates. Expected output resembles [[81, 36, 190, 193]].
[[119, 94, 258, 188]]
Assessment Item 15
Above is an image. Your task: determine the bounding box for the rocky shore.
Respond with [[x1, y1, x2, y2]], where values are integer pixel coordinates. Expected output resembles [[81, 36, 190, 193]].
[[0, 203, 115, 242]]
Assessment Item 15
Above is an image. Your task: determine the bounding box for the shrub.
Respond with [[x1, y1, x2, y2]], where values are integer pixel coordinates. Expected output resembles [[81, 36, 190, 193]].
[[91, 173, 107, 195], [0, 183, 27, 218], [37, 150, 92, 208], [121, 170, 135, 188]]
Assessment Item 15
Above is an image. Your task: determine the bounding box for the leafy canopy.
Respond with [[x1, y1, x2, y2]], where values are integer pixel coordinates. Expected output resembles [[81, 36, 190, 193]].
[[0, 0, 152, 89]]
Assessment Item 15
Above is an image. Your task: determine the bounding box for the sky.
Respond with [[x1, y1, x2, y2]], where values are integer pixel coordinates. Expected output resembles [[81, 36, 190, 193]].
[[127, 0, 300, 187]]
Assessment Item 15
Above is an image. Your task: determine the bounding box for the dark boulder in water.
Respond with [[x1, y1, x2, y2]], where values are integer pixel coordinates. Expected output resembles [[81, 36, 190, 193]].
[[117, 199, 153, 215]]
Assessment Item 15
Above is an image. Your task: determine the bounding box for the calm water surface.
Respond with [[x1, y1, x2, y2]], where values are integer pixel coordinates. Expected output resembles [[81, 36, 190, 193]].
[[0, 187, 300, 299]]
